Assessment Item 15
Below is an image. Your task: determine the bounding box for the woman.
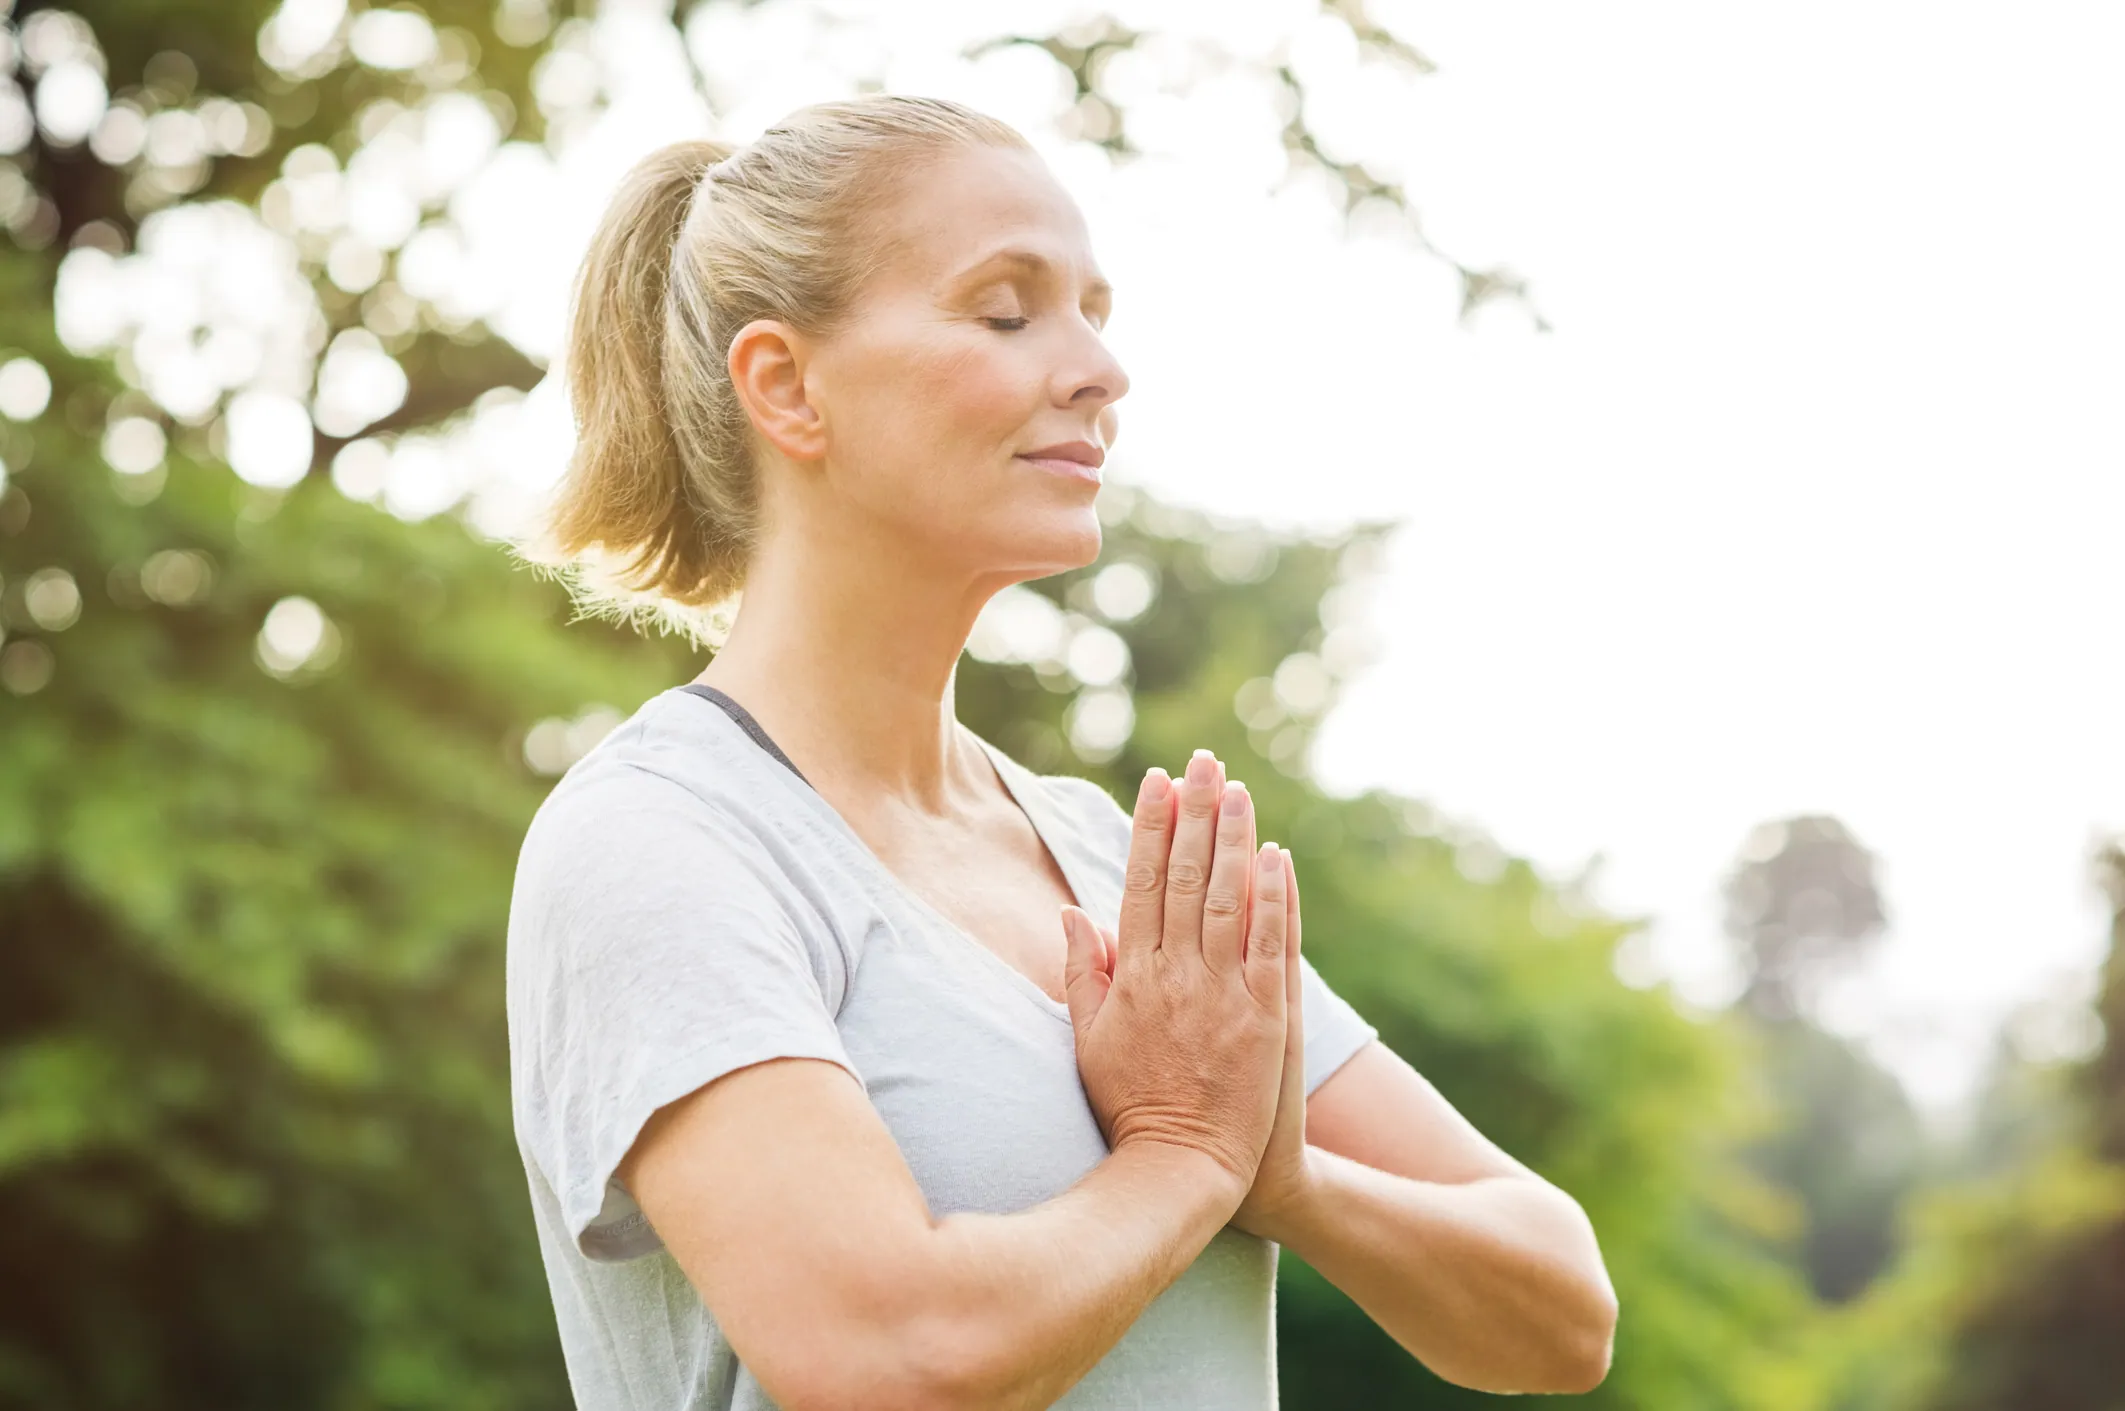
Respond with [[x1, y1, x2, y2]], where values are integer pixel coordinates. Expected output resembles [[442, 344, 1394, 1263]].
[[506, 94, 1616, 1410]]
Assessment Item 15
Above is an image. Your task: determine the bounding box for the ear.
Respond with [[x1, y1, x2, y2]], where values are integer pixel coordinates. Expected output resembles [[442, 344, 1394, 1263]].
[[727, 317, 826, 463]]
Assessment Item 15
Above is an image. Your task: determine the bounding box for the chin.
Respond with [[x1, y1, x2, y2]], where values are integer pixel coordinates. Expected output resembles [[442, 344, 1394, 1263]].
[[1008, 506, 1104, 577]]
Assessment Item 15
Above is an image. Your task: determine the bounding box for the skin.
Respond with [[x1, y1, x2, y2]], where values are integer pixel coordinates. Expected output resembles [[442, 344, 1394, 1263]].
[[616, 142, 1617, 1410]]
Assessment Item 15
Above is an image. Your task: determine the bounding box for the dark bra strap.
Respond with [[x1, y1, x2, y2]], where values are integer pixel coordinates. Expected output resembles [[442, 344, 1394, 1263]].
[[679, 684, 814, 789]]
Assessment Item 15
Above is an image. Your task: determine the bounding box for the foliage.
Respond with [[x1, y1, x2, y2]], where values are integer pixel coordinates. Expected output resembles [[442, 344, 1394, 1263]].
[[1739, 1021, 1928, 1305], [1015, 499, 1824, 1408], [1902, 846, 2125, 1411], [0, 307, 680, 1406], [2, 364, 1822, 1406], [2, 0, 1833, 1406], [1715, 815, 1926, 1306], [1811, 847, 2125, 1411], [1724, 814, 1888, 1025]]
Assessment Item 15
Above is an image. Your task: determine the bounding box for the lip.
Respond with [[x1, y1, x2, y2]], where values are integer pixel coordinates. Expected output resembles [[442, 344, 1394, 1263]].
[[1016, 440, 1104, 484]]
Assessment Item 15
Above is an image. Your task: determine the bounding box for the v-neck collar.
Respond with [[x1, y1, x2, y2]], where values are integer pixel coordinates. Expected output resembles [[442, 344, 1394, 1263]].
[[671, 686, 1087, 1024]]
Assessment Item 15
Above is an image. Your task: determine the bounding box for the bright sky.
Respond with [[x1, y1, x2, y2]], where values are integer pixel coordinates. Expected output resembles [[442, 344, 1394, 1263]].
[[530, 1, 2125, 1114], [51, 0, 2120, 1114], [1226, 4, 2125, 1114]]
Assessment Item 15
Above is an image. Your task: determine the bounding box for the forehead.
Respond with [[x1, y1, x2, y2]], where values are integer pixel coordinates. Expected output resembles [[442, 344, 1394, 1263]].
[[866, 145, 1107, 295]]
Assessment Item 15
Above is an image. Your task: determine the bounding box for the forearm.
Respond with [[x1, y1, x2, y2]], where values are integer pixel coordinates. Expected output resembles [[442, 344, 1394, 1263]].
[[1259, 1147, 1617, 1394], [910, 1140, 1244, 1411]]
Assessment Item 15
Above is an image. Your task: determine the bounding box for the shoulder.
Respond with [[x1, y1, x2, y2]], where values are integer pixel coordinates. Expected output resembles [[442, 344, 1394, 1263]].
[[530, 687, 772, 826], [506, 692, 861, 1010], [511, 689, 796, 920]]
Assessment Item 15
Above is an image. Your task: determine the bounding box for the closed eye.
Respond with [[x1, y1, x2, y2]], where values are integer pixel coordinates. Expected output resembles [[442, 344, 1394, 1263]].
[[983, 310, 1109, 333]]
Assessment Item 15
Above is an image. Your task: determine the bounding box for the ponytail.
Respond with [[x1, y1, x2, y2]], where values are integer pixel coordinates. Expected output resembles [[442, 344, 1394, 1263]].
[[530, 139, 747, 644]]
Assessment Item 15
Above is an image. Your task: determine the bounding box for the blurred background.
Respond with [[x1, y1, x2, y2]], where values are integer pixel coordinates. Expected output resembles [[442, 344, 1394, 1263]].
[[2, 0, 2121, 1406]]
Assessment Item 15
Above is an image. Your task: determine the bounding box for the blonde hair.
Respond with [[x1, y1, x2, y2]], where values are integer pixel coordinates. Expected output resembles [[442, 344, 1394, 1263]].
[[516, 95, 1032, 648]]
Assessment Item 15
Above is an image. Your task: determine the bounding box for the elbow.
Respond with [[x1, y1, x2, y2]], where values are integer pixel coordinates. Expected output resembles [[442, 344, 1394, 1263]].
[[760, 1230, 1047, 1411], [766, 1347, 974, 1411], [1557, 1299, 1617, 1394], [893, 1306, 1042, 1411], [1447, 1268, 1618, 1397], [1535, 1279, 1618, 1395], [1526, 1194, 1619, 1394], [766, 1305, 1024, 1411]]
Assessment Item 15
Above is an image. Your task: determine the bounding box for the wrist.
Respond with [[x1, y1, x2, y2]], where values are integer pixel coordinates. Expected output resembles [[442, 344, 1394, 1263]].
[[1112, 1136, 1251, 1214], [1245, 1145, 1328, 1247]]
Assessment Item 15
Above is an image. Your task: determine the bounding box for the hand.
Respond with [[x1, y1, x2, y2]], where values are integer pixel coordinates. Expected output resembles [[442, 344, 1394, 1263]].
[[1060, 751, 1291, 1199], [1075, 839, 1313, 1240], [1232, 845, 1313, 1239]]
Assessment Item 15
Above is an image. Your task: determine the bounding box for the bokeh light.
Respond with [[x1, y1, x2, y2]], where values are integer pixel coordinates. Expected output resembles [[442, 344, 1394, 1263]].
[[255, 595, 341, 678], [0, 639, 54, 695], [1065, 686, 1135, 762], [1088, 559, 1157, 621], [966, 583, 1068, 666], [348, 8, 438, 72], [0, 356, 51, 420], [22, 568, 82, 632], [138, 549, 215, 607], [1065, 623, 1131, 688], [523, 704, 623, 775], [224, 390, 315, 489], [101, 415, 167, 474]]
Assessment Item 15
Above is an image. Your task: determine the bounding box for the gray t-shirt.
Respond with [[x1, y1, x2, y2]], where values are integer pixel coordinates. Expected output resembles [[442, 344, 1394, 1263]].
[[505, 684, 1379, 1410]]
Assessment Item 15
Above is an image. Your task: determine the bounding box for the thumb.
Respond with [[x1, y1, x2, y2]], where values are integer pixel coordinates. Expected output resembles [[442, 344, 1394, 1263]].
[[1060, 905, 1111, 1036]]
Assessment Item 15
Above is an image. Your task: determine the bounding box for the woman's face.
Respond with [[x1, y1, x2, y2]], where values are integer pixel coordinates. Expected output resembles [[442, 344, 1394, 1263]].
[[799, 143, 1128, 581]]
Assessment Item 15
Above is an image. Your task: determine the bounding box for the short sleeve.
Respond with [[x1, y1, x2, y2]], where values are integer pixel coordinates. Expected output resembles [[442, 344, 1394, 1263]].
[[506, 767, 861, 1263], [1036, 770, 1379, 1097], [1299, 955, 1378, 1096]]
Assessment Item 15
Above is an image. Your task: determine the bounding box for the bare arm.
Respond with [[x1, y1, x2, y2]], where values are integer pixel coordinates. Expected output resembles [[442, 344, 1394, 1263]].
[[622, 1057, 1244, 1411], [621, 751, 1289, 1411], [1253, 1041, 1619, 1394], [1070, 800, 1619, 1394], [1061, 840, 1613, 1394]]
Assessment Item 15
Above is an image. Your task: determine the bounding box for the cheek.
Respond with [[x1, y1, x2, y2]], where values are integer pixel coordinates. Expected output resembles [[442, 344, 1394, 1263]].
[[908, 336, 1035, 445], [827, 327, 1067, 548], [849, 336, 1038, 513]]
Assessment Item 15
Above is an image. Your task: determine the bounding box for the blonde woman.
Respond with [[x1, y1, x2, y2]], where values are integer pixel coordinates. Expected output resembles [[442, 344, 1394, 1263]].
[[506, 94, 1616, 1410]]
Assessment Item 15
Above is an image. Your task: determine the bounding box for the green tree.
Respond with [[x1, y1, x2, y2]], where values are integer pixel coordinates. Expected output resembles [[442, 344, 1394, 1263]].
[[987, 494, 1824, 1407], [1718, 816, 1926, 1305], [2, 2, 1815, 1405], [1909, 845, 2125, 1411], [1812, 845, 2125, 1411], [1725, 815, 1888, 1026]]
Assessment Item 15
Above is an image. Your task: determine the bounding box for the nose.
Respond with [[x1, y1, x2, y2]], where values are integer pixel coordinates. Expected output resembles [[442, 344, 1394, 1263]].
[[1063, 322, 1130, 430]]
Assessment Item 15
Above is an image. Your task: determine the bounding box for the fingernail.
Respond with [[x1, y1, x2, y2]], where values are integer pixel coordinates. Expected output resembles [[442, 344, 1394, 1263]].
[[1139, 768, 1169, 804], [1186, 750, 1217, 786], [1222, 780, 1249, 816], [1259, 842, 1280, 875]]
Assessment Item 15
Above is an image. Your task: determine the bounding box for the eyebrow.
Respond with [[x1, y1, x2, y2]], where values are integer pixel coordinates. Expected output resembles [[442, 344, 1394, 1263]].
[[951, 247, 1115, 304]]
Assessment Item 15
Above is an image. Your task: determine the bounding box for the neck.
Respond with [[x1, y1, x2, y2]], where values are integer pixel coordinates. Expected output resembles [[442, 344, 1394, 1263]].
[[692, 510, 1015, 816]]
